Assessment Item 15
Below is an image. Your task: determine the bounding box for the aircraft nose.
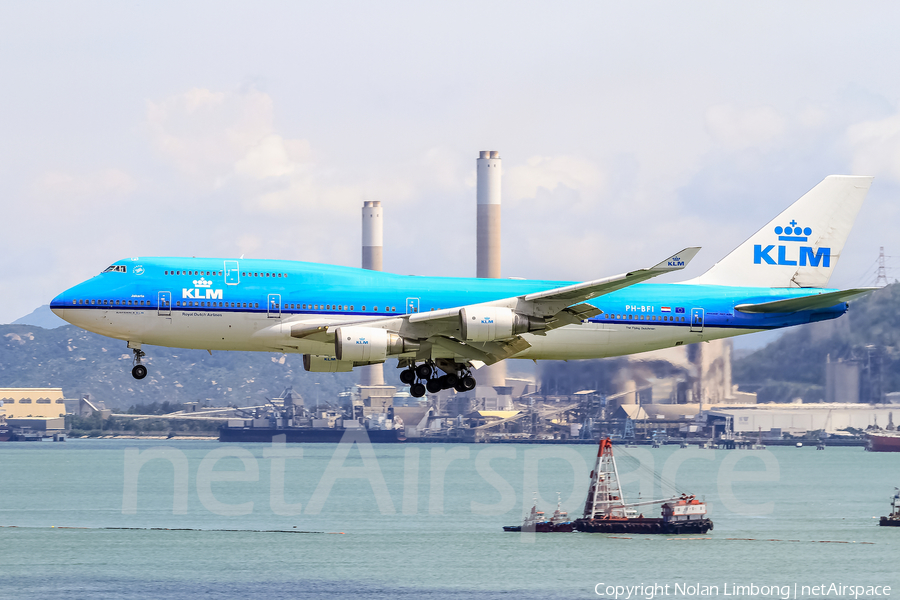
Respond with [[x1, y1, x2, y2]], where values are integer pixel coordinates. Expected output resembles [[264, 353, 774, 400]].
[[50, 289, 72, 321]]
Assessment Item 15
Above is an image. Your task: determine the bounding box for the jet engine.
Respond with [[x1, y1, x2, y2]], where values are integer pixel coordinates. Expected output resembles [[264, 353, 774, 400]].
[[334, 326, 420, 362], [459, 307, 547, 342], [302, 355, 354, 372]]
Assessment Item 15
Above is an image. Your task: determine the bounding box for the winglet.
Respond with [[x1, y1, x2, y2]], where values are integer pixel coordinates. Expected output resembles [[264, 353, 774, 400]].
[[641, 247, 701, 274]]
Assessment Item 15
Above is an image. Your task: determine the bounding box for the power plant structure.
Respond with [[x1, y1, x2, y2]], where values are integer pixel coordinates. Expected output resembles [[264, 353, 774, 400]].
[[476, 151, 502, 279], [360, 200, 384, 387], [355, 153, 512, 410], [357, 200, 397, 414], [475, 151, 511, 409]]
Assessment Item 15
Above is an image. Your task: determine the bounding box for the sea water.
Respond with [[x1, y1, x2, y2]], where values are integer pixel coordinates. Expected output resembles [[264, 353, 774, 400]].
[[0, 439, 898, 599]]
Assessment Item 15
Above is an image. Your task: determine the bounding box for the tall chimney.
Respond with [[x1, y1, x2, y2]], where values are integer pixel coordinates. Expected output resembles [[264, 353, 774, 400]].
[[362, 200, 384, 271], [476, 151, 506, 391], [476, 151, 501, 278], [360, 200, 385, 386]]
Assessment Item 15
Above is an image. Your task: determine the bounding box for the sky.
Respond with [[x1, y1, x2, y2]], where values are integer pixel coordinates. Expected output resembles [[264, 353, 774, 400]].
[[2, 1, 900, 333]]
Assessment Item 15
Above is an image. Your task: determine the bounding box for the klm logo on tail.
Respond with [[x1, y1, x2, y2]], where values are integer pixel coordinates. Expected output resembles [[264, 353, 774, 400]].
[[754, 221, 830, 267]]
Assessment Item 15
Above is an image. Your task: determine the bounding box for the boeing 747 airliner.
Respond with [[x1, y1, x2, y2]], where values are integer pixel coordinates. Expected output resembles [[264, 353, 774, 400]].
[[51, 175, 876, 397]]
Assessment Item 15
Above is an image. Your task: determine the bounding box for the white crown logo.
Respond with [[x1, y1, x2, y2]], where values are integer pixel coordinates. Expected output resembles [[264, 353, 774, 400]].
[[193, 278, 212, 288]]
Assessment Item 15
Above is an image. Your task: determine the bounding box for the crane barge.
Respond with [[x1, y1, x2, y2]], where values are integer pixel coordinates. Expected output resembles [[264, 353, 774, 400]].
[[572, 438, 713, 534]]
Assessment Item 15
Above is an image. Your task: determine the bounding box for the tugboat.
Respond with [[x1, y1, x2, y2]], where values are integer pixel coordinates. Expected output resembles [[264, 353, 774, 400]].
[[503, 493, 574, 533], [573, 438, 713, 534], [879, 488, 900, 527]]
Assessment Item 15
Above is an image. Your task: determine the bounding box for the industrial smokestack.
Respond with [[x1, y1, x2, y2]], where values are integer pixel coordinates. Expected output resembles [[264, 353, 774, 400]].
[[360, 200, 385, 386], [476, 151, 506, 392], [362, 201, 383, 271], [476, 151, 501, 278]]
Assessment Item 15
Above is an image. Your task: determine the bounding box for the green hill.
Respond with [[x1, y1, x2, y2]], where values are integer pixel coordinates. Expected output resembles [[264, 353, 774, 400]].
[[733, 284, 900, 403]]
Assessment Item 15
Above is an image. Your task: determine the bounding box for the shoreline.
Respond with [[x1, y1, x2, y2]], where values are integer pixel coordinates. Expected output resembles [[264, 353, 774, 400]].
[[73, 434, 219, 440]]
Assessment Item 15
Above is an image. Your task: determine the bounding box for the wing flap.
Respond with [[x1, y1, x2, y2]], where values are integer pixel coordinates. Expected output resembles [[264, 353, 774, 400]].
[[431, 335, 532, 365], [734, 288, 877, 314]]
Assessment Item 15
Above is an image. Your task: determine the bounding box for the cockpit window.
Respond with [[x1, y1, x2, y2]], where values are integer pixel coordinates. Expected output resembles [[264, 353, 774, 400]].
[[103, 265, 127, 273]]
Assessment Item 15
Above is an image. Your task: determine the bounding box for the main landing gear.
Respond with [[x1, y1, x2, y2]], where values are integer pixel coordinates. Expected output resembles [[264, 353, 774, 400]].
[[400, 361, 476, 398], [130, 344, 147, 380]]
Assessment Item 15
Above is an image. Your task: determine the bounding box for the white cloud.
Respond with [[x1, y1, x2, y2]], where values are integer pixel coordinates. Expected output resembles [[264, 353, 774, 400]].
[[146, 87, 306, 186], [504, 155, 606, 203], [705, 104, 786, 151], [234, 134, 307, 179], [848, 112, 900, 182]]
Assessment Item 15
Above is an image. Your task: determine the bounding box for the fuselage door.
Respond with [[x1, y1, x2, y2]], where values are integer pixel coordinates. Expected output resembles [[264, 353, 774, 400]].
[[268, 294, 281, 318], [158, 291, 172, 316], [224, 261, 240, 285], [405, 297, 420, 314], [690, 308, 704, 332]]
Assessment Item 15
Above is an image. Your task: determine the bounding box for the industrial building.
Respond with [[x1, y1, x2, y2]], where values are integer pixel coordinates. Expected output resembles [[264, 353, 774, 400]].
[[707, 403, 899, 437], [0, 387, 67, 434]]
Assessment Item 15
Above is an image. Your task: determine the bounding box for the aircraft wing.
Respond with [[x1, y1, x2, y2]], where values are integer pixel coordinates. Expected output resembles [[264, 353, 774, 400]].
[[274, 247, 699, 364], [517, 247, 701, 317], [399, 247, 697, 362], [399, 247, 700, 328], [734, 288, 877, 314]]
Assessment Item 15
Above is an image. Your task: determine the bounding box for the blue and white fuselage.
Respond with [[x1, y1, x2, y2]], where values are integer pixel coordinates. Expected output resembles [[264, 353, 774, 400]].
[[49, 258, 847, 359], [49, 175, 878, 392]]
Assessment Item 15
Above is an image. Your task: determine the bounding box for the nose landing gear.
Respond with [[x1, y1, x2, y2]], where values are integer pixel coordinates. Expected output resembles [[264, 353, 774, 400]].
[[400, 361, 476, 397], [130, 344, 148, 380]]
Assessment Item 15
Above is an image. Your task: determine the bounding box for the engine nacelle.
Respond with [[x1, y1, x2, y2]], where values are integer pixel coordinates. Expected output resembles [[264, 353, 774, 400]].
[[334, 326, 419, 362], [459, 307, 547, 342], [303, 355, 354, 372]]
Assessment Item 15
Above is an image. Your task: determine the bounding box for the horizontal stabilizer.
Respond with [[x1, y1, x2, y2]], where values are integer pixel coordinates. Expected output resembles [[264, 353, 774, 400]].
[[734, 288, 877, 314]]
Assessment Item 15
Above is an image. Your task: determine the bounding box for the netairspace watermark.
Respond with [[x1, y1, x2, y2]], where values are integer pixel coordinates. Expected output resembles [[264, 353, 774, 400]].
[[121, 431, 781, 521], [594, 582, 892, 600]]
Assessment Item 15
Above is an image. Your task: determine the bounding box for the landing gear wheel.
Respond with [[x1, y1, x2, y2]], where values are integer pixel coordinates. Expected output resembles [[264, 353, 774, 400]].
[[415, 363, 433, 379], [454, 381, 468, 393], [130, 345, 148, 380], [400, 369, 416, 385], [410, 383, 426, 398], [426, 378, 443, 394], [444, 373, 459, 388], [462, 376, 476, 391]]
